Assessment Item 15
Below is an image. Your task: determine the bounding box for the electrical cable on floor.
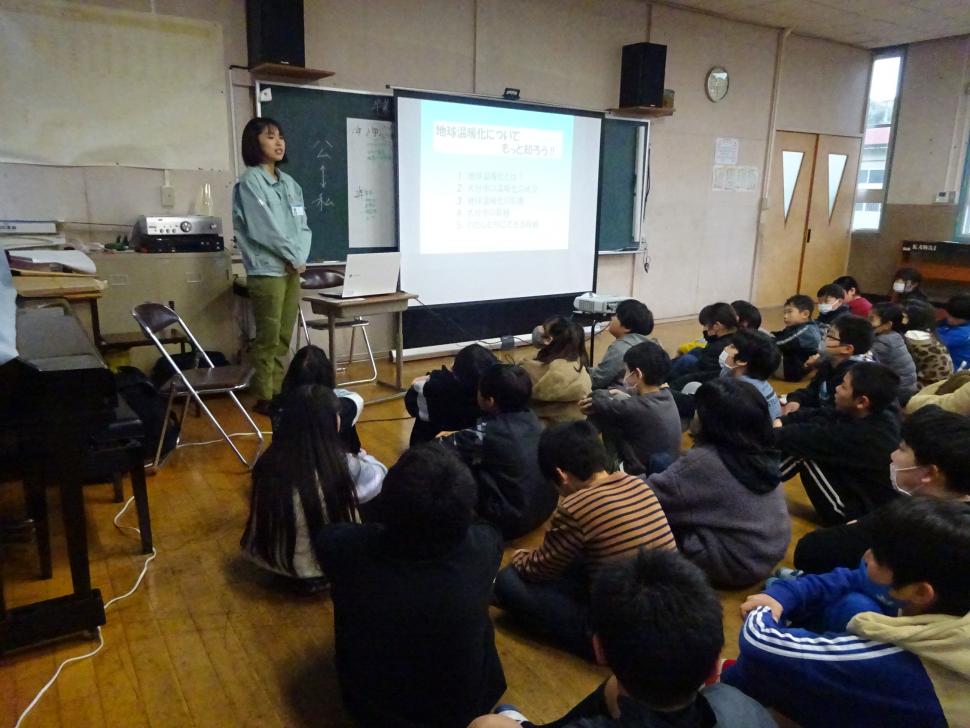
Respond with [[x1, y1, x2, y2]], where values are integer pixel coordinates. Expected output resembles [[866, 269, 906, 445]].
[[13, 497, 157, 728]]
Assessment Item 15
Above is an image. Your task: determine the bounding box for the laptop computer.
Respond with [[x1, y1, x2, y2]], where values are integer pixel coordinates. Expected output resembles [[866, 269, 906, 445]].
[[317, 252, 401, 298]]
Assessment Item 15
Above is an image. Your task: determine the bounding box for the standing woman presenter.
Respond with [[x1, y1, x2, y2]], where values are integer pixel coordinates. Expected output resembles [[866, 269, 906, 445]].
[[233, 117, 311, 414]]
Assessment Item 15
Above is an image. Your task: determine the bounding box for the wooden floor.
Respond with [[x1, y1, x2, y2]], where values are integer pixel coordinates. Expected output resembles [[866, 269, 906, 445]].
[[1, 308, 817, 727]]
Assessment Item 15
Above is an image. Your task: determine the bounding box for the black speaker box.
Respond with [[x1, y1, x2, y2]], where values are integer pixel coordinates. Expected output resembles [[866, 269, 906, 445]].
[[246, 0, 305, 68], [619, 42, 667, 108]]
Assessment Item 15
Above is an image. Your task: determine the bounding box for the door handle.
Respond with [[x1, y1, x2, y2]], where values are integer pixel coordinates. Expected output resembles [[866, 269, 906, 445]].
[[806, 228, 812, 243]]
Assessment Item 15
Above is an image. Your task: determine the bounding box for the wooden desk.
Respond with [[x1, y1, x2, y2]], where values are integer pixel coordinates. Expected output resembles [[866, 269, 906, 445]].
[[303, 291, 418, 403]]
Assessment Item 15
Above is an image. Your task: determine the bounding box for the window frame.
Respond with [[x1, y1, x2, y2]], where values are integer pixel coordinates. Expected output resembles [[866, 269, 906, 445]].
[[955, 131, 970, 242]]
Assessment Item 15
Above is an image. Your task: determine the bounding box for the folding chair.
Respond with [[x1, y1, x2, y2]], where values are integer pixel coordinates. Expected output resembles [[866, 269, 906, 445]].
[[297, 269, 378, 386], [132, 303, 264, 469]]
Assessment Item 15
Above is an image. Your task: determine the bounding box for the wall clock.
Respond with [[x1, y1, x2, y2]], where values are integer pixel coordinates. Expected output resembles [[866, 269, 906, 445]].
[[706, 67, 729, 102]]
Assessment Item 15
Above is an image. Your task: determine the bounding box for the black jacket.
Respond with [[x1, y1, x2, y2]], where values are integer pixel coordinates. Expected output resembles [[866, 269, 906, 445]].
[[787, 358, 858, 409], [775, 406, 900, 520], [405, 367, 484, 445], [443, 410, 557, 539], [669, 332, 735, 390]]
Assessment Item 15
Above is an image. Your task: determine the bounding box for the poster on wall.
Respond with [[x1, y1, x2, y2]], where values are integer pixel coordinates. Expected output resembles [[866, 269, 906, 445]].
[[346, 118, 396, 248], [0, 0, 229, 170]]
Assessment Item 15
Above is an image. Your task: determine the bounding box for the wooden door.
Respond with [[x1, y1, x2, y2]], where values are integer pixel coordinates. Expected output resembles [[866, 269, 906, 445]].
[[754, 131, 816, 307], [798, 134, 862, 296]]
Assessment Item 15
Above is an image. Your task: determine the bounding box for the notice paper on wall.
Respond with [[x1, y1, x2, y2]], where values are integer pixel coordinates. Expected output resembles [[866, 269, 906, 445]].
[[714, 137, 739, 165], [346, 118, 395, 248], [713, 165, 759, 192]]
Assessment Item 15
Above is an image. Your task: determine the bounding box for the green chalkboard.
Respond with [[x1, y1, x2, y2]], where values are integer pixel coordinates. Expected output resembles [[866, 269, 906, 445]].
[[257, 83, 394, 262], [596, 118, 647, 252]]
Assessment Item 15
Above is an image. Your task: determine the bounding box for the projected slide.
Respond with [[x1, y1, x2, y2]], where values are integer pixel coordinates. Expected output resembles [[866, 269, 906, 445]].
[[420, 101, 573, 254], [398, 94, 602, 306]]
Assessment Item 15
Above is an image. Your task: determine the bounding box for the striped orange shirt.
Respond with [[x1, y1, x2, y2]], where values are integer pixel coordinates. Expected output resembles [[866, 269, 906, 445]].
[[511, 471, 675, 581]]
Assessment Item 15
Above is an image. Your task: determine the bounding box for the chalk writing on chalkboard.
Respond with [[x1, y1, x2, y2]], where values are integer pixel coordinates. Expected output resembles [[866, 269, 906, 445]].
[[347, 118, 395, 248]]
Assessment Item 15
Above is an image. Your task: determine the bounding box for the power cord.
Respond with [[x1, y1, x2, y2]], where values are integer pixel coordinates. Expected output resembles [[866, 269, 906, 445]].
[[13, 497, 157, 728]]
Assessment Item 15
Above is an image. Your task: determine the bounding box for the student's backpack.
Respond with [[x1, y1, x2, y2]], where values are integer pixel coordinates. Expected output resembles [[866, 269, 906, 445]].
[[115, 366, 180, 461]]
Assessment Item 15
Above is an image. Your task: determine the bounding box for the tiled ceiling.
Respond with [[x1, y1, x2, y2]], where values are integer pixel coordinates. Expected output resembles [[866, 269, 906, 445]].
[[661, 0, 970, 48]]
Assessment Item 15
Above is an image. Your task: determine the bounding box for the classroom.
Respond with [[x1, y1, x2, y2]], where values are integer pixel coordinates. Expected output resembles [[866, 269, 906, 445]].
[[2, 1, 970, 727]]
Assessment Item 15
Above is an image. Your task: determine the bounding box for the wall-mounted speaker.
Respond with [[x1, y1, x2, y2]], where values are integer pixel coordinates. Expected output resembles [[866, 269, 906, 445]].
[[246, 0, 305, 68], [619, 42, 667, 108]]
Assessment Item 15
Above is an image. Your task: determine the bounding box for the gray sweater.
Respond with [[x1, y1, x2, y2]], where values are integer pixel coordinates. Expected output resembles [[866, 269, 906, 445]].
[[870, 331, 918, 402], [588, 333, 651, 390], [587, 388, 682, 475], [647, 444, 790, 588]]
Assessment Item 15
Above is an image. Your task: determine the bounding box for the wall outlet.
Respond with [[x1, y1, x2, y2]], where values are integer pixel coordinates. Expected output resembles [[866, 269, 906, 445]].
[[934, 190, 955, 204], [161, 185, 176, 208]]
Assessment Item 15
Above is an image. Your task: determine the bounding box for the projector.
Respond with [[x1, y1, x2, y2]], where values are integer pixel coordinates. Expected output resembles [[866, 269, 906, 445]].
[[574, 293, 626, 315]]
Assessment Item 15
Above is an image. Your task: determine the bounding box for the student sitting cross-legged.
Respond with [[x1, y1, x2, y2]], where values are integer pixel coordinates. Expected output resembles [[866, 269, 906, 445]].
[[794, 405, 970, 575], [771, 294, 821, 382], [588, 299, 655, 390], [868, 301, 919, 404], [713, 329, 782, 419], [834, 275, 873, 317], [314, 444, 506, 728], [472, 549, 775, 728], [776, 362, 901, 526], [491, 421, 675, 659], [815, 283, 851, 339], [902, 299, 954, 389], [937, 293, 970, 371], [521, 315, 592, 425], [667, 302, 739, 390], [723, 497, 970, 728], [442, 363, 557, 540], [648, 378, 790, 589], [579, 341, 681, 476]]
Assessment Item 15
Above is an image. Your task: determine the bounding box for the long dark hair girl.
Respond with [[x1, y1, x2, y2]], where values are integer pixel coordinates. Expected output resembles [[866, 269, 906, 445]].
[[242, 384, 358, 573], [536, 316, 590, 371]]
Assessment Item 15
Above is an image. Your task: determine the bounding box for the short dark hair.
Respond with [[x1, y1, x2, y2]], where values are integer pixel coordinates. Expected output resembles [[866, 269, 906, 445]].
[[590, 549, 724, 707], [698, 302, 738, 330], [894, 267, 923, 284], [537, 420, 609, 482], [944, 294, 970, 321], [871, 302, 906, 332], [731, 300, 762, 330], [831, 314, 875, 355], [694, 377, 774, 452], [615, 299, 654, 336], [901, 405, 970, 494], [784, 294, 815, 315], [623, 341, 670, 386], [730, 329, 781, 380], [478, 363, 532, 412], [380, 444, 476, 548], [845, 362, 899, 413], [870, 497, 970, 616], [834, 275, 861, 294], [281, 344, 335, 393], [241, 117, 287, 167], [452, 343, 498, 389], [902, 300, 939, 332], [817, 283, 846, 300]]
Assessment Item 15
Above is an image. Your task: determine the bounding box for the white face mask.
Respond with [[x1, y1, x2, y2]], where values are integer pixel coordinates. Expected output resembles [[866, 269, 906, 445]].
[[892, 280, 907, 293], [718, 349, 735, 370], [818, 302, 835, 314], [890, 462, 925, 496]]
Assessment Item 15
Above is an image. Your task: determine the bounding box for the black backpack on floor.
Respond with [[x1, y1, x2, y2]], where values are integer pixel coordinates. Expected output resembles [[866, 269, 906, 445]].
[[115, 366, 180, 461]]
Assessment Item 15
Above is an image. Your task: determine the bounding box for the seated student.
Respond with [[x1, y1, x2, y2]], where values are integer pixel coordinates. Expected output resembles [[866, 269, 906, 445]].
[[782, 314, 874, 413], [776, 362, 901, 526], [731, 299, 763, 330], [723, 497, 970, 728], [794, 405, 970, 575], [668, 302, 739, 389], [273, 344, 365, 453], [815, 283, 851, 339], [315, 444, 505, 728], [443, 363, 557, 539], [902, 299, 954, 388], [520, 316, 592, 424], [492, 421, 675, 659], [937, 293, 970, 371], [834, 275, 873, 317], [579, 341, 681, 476], [473, 550, 775, 728], [906, 370, 970, 416], [588, 299, 654, 390], [405, 343, 497, 445], [719, 330, 782, 420], [648, 378, 789, 588], [868, 302, 918, 403], [241, 385, 375, 590], [772, 294, 822, 381], [891, 266, 928, 302]]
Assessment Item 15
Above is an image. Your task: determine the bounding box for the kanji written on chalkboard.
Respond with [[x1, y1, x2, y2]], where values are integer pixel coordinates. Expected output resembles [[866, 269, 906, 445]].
[[346, 118, 395, 248]]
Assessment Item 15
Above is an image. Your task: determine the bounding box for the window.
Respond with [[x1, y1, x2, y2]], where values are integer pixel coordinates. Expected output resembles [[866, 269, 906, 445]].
[[956, 133, 970, 242], [852, 50, 905, 232]]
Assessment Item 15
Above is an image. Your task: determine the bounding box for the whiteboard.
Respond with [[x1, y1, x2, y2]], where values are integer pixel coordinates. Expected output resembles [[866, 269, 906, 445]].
[[346, 118, 395, 248], [0, 0, 229, 171]]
